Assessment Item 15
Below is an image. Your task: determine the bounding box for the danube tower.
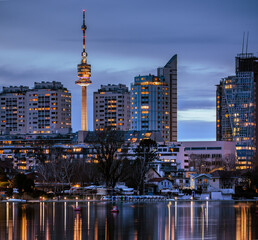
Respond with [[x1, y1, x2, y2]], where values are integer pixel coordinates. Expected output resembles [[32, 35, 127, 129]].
[[75, 10, 92, 131]]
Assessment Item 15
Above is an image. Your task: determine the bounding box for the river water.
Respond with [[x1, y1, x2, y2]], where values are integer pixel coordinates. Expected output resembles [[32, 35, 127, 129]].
[[0, 201, 257, 240]]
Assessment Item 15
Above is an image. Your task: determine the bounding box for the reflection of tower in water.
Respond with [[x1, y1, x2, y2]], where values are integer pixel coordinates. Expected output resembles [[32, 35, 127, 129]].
[[74, 213, 82, 240]]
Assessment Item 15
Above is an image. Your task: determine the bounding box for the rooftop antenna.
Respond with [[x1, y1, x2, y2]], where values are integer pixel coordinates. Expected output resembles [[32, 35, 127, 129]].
[[242, 32, 245, 55], [246, 32, 249, 56]]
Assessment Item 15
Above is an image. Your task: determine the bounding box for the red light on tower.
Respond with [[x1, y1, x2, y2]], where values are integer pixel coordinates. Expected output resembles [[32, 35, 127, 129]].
[[83, 9, 85, 12]]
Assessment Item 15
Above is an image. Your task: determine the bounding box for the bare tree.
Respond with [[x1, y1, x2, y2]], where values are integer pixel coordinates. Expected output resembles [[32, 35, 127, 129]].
[[36, 160, 60, 193], [222, 153, 236, 171], [134, 139, 158, 194], [60, 158, 75, 186], [36, 161, 53, 183], [37, 157, 75, 193], [85, 130, 125, 188], [73, 160, 100, 186], [189, 154, 207, 173]]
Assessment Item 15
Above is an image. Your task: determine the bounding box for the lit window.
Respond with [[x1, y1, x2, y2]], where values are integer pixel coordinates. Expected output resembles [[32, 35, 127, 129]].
[[141, 106, 149, 109]]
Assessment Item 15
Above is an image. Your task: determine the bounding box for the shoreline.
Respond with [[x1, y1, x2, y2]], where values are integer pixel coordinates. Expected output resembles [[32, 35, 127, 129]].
[[1, 198, 258, 203]]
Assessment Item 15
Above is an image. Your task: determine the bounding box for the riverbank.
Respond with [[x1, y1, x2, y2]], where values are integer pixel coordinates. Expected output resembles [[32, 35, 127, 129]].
[[1, 197, 258, 203]]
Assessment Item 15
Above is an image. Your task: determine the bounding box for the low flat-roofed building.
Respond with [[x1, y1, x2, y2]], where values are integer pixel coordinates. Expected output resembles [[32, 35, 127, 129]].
[[180, 141, 236, 173]]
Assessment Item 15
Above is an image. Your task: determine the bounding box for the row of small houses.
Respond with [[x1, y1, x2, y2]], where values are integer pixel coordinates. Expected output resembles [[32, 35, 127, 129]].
[[145, 168, 237, 200]]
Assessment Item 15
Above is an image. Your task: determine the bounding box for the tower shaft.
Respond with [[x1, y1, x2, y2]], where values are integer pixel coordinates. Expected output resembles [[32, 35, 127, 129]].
[[81, 86, 87, 131]]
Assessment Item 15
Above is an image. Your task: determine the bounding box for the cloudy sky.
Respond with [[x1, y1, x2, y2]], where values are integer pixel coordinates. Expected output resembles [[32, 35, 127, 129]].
[[0, 0, 257, 140]]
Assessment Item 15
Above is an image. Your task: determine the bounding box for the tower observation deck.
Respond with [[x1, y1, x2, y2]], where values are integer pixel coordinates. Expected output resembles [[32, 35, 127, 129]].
[[75, 10, 92, 131]]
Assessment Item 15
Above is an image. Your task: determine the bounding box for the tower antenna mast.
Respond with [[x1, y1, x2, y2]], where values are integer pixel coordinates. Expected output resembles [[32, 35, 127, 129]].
[[246, 32, 249, 56], [242, 32, 245, 55]]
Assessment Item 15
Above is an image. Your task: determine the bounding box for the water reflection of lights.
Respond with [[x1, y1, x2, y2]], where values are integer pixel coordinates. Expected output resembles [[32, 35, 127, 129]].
[[74, 212, 82, 240], [201, 205, 204, 240], [40, 202, 42, 230], [166, 201, 176, 240], [175, 200, 178, 228], [236, 205, 252, 240], [22, 205, 27, 240], [0, 201, 256, 239], [12, 202, 15, 227], [88, 202, 90, 234], [6, 202, 9, 228], [40, 202, 45, 231], [6, 201, 13, 240], [46, 219, 50, 240], [95, 218, 99, 240], [64, 202, 67, 232], [43, 202, 45, 230], [53, 202, 55, 228], [190, 200, 194, 232], [167, 201, 172, 240], [105, 218, 107, 240], [206, 200, 208, 229]]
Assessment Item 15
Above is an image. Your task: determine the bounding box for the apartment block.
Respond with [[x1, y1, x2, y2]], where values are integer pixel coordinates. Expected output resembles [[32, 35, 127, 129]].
[[0, 81, 71, 135], [26, 81, 71, 134], [93, 84, 130, 131], [0, 86, 28, 134]]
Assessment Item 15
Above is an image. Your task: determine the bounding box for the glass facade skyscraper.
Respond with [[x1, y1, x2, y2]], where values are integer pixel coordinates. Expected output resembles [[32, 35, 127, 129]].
[[216, 53, 258, 169], [130, 55, 177, 142], [131, 75, 170, 141]]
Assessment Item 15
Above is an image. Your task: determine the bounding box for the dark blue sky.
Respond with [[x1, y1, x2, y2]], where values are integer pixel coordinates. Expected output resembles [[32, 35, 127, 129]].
[[0, 0, 257, 140]]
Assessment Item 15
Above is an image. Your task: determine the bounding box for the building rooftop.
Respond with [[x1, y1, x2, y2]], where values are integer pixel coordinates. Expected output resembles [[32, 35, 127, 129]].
[[148, 177, 171, 183], [1, 86, 29, 94], [133, 74, 166, 85], [33, 81, 66, 90], [1, 81, 68, 94], [96, 84, 129, 93]]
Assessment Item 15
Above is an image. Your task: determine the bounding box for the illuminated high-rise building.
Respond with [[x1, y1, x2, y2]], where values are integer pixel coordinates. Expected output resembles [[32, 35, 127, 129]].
[[75, 10, 92, 131], [131, 75, 170, 141], [0, 81, 71, 135], [131, 55, 177, 142], [93, 84, 131, 131], [26, 81, 71, 134], [0, 86, 28, 134], [216, 53, 258, 169], [157, 55, 177, 141]]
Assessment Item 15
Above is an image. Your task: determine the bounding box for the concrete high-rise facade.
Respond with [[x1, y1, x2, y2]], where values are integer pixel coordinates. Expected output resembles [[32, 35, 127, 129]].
[[157, 55, 177, 141], [75, 10, 92, 131], [131, 75, 170, 141], [26, 81, 71, 134], [0, 81, 71, 135], [216, 53, 258, 169], [0, 86, 28, 134], [93, 84, 130, 131]]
